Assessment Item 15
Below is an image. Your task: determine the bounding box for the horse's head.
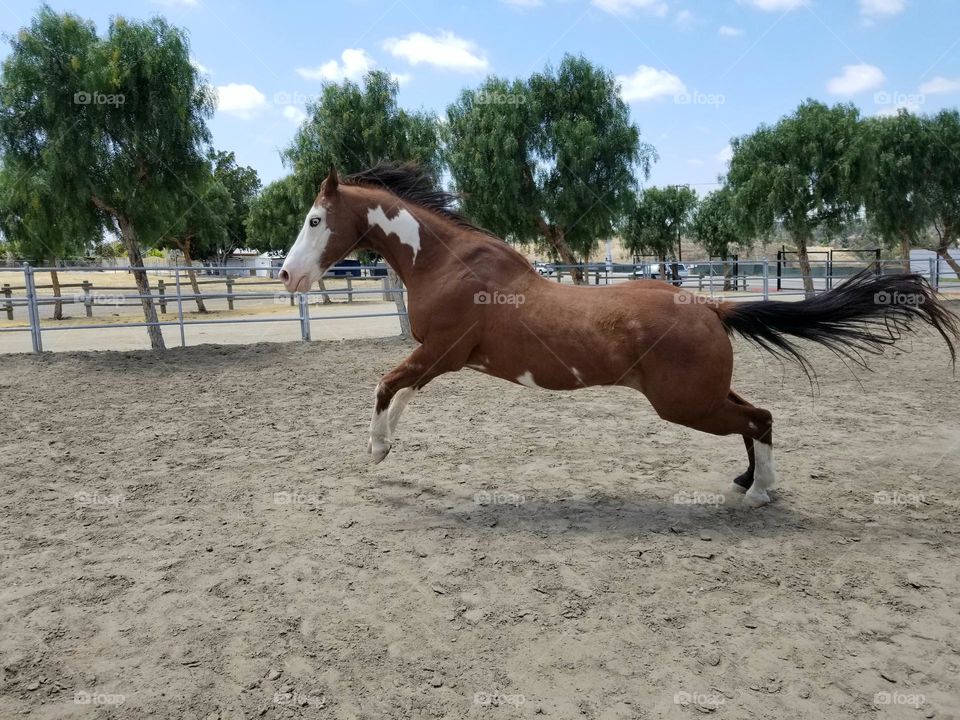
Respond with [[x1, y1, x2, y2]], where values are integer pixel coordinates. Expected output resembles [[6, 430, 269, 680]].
[[279, 167, 356, 293]]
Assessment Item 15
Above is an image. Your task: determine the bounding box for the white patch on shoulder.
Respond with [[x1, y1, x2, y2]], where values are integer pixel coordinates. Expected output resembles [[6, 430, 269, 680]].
[[517, 371, 541, 389], [368, 205, 422, 263]]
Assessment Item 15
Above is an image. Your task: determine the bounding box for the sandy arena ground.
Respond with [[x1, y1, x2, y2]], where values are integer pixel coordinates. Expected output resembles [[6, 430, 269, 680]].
[[0, 331, 958, 719]]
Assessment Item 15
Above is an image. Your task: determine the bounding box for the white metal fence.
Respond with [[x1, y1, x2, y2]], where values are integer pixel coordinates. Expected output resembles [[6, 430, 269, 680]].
[[1, 258, 957, 354]]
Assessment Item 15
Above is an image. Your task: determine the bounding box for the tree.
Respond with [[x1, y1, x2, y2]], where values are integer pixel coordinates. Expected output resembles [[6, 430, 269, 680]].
[[155, 167, 233, 312], [623, 185, 697, 280], [727, 100, 868, 296], [0, 162, 99, 318], [0, 7, 215, 349], [209, 150, 260, 266], [927, 110, 960, 279], [446, 55, 655, 283], [691, 186, 750, 290], [862, 110, 932, 271], [283, 70, 442, 192]]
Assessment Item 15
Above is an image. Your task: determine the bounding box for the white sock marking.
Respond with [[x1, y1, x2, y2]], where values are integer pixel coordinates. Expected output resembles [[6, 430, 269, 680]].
[[387, 387, 416, 436], [753, 440, 776, 491]]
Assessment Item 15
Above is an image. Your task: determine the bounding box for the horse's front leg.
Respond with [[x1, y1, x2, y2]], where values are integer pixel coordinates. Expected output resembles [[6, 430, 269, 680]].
[[367, 342, 471, 463]]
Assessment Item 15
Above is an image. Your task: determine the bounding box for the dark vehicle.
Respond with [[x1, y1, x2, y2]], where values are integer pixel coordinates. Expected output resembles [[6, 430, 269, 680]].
[[329, 259, 362, 277]]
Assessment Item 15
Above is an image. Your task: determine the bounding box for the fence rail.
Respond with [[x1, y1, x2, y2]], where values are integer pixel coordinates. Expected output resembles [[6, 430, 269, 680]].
[[1, 258, 957, 354]]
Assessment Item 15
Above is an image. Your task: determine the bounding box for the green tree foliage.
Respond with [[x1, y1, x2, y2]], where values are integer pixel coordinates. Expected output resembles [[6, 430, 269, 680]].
[[283, 70, 442, 195], [623, 185, 697, 279], [862, 111, 932, 269], [446, 54, 655, 282], [691, 186, 750, 290], [209, 150, 261, 264], [0, 162, 100, 318], [0, 6, 215, 348], [245, 175, 309, 255], [727, 100, 867, 296], [927, 110, 960, 278]]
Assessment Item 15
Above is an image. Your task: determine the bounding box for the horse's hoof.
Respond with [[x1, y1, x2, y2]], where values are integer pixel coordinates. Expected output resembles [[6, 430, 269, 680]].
[[370, 438, 391, 464], [732, 471, 753, 492], [744, 487, 770, 507]]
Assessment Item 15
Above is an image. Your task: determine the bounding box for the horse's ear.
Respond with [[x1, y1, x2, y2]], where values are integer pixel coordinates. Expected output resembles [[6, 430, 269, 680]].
[[321, 165, 339, 197]]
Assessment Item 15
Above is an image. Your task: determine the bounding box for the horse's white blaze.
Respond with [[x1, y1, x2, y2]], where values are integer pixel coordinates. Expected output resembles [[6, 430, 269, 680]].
[[387, 387, 416, 436], [368, 206, 421, 263], [517, 371, 541, 389], [281, 206, 331, 290]]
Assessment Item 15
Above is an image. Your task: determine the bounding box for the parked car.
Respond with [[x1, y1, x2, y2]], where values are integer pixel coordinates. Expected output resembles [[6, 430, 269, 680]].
[[646, 262, 690, 286], [329, 259, 362, 277], [533, 261, 556, 277]]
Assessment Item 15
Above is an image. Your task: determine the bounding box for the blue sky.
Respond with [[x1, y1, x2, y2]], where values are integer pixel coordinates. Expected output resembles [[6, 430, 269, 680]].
[[2, 0, 960, 195]]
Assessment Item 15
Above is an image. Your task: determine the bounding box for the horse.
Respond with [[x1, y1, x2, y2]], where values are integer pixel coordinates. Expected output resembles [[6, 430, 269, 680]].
[[279, 163, 960, 508]]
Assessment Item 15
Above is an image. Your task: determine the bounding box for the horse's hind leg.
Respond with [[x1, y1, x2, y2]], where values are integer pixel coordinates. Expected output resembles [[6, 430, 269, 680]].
[[728, 391, 757, 492], [656, 393, 775, 507]]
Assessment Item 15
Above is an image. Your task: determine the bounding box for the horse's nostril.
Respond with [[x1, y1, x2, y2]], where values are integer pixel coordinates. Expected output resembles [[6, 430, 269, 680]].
[[279, 269, 290, 282]]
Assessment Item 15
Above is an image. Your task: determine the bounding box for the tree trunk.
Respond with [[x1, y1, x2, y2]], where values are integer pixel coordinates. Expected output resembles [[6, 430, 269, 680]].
[[179, 240, 207, 313], [119, 216, 165, 351], [899, 232, 912, 273], [722, 253, 735, 292], [537, 219, 583, 284], [387, 269, 411, 339], [793, 237, 815, 298], [50, 267, 63, 320]]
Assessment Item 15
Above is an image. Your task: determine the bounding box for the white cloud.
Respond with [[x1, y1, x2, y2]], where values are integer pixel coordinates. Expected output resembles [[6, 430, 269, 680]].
[[391, 72, 413, 86], [859, 0, 905, 18], [282, 105, 307, 124], [591, 0, 669, 17], [717, 145, 733, 163], [738, 0, 804, 11], [297, 49, 375, 82], [384, 31, 488, 72], [875, 102, 921, 117], [675, 9, 695, 29], [919, 76, 960, 95], [827, 63, 886, 94], [617, 65, 686, 102], [216, 83, 267, 118], [718, 25, 744, 36]]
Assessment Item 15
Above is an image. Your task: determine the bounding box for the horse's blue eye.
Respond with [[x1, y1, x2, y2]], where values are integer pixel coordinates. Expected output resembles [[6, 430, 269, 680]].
[[310, 217, 321, 227]]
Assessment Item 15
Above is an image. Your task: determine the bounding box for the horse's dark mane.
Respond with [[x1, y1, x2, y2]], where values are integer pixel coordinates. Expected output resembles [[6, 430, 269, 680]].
[[344, 163, 494, 237]]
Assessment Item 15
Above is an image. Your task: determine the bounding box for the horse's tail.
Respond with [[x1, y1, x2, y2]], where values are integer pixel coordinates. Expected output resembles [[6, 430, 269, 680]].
[[715, 269, 960, 374]]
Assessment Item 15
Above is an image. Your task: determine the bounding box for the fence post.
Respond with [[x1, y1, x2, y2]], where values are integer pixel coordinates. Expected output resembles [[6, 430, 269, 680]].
[[347, 275, 354, 303], [23, 263, 42, 353], [2, 283, 11, 321], [226, 277, 235, 310], [157, 280, 167, 314], [929, 257, 939, 292], [298, 291, 311, 342], [81, 280, 93, 318], [174, 267, 186, 348], [762, 258, 770, 302]]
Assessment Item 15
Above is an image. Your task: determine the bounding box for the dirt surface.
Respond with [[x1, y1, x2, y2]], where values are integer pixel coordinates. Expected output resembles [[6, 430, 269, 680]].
[[1, 333, 958, 719]]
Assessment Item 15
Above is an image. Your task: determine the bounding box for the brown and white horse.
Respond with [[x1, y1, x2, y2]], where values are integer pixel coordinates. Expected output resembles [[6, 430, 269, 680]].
[[280, 164, 960, 508]]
